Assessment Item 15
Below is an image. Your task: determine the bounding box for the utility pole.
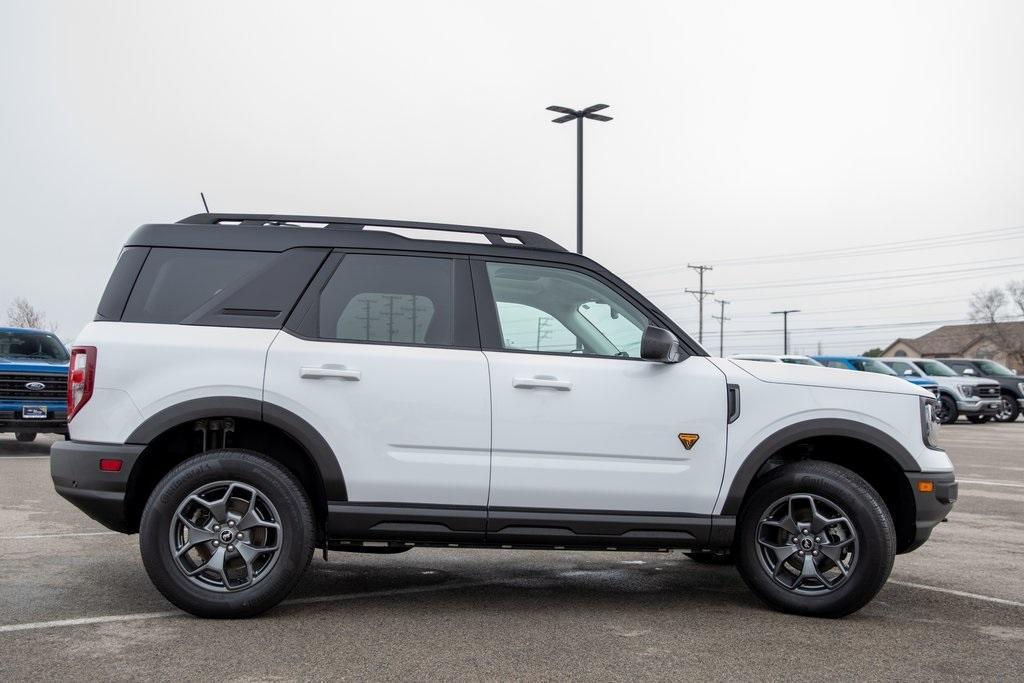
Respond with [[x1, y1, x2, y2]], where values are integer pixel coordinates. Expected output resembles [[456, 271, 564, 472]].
[[686, 264, 714, 345], [712, 298, 730, 356], [546, 104, 613, 254], [771, 309, 800, 354]]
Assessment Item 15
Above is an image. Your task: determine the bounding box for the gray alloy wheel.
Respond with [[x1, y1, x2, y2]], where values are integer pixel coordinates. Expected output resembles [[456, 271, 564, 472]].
[[935, 395, 958, 424], [755, 493, 858, 594], [995, 395, 1020, 422], [169, 480, 283, 592]]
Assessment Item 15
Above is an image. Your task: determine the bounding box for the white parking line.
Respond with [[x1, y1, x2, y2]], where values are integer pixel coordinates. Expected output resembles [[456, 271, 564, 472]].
[[958, 478, 1024, 489], [0, 531, 121, 540], [888, 581, 1024, 608], [0, 581, 490, 634]]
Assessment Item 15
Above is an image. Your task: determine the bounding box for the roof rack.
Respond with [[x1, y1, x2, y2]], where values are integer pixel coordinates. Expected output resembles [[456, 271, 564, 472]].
[[178, 213, 566, 252]]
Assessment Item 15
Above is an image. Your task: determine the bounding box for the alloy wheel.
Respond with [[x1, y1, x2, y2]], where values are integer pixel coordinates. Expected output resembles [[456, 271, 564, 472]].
[[169, 480, 283, 592], [996, 396, 1015, 422], [755, 493, 858, 595]]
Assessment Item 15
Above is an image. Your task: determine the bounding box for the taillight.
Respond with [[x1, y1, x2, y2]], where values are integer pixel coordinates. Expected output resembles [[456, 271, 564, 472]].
[[68, 346, 97, 420]]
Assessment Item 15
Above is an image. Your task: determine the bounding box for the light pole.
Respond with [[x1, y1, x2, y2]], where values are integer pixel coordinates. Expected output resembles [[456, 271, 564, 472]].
[[771, 309, 800, 354], [546, 104, 613, 254], [712, 299, 730, 356]]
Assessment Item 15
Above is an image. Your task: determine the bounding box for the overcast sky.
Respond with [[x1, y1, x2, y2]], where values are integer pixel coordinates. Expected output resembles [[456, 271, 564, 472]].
[[2, 1, 1023, 355]]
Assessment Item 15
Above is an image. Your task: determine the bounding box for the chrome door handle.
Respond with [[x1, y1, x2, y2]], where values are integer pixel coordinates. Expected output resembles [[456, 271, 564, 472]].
[[513, 376, 572, 391], [300, 366, 361, 381]]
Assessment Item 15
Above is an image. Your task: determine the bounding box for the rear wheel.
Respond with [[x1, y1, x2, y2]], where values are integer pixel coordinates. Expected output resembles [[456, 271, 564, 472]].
[[140, 449, 314, 618], [995, 394, 1020, 422], [735, 461, 895, 618], [935, 394, 958, 424], [14, 432, 36, 443]]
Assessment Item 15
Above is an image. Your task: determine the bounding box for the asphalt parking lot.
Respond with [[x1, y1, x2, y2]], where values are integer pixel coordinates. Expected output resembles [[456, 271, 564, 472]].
[[1, 425, 1022, 682]]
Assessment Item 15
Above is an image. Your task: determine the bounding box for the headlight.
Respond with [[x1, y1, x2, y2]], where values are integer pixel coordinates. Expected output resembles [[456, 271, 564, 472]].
[[957, 384, 976, 398], [921, 396, 941, 450]]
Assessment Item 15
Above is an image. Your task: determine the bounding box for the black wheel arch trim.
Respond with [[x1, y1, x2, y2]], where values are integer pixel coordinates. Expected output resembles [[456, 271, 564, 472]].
[[125, 396, 347, 501], [719, 418, 920, 516]]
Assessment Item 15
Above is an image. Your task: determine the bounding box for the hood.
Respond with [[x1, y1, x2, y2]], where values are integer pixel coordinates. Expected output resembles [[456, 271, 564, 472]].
[[944, 375, 1000, 388], [724, 358, 930, 397], [0, 359, 69, 372]]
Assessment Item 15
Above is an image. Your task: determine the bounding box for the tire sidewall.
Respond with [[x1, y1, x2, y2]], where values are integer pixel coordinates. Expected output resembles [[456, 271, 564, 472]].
[[937, 395, 958, 424], [735, 463, 895, 618], [139, 450, 314, 618]]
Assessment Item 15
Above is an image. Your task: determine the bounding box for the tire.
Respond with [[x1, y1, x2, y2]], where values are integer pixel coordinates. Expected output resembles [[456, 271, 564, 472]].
[[967, 415, 992, 424], [139, 449, 315, 618], [995, 394, 1020, 423], [735, 461, 895, 618], [936, 394, 959, 424], [686, 550, 734, 565], [14, 432, 36, 443]]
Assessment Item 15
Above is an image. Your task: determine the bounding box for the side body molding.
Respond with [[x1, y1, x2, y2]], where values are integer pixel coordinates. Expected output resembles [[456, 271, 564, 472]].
[[719, 418, 920, 516], [125, 396, 347, 501]]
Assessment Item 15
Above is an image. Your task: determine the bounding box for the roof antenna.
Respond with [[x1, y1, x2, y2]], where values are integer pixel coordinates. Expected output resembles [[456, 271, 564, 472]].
[[200, 192, 210, 213]]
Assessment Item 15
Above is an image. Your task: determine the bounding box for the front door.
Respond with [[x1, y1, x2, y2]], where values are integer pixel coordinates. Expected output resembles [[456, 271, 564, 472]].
[[475, 260, 728, 531]]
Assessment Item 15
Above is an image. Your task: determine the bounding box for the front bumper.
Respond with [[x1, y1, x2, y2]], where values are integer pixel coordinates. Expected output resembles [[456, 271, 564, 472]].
[[50, 440, 144, 533], [956, 398, 1002, 415], [0, 403, 67, 434], [902, 471, 957, 553]]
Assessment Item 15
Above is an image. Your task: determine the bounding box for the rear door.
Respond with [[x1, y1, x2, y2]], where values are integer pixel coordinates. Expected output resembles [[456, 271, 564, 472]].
[[264, 252, 491, 537], [473, 258, 728, 544]]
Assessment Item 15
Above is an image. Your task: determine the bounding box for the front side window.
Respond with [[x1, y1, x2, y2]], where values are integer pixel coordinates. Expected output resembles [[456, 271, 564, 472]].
[[485, 262, 649, 358], [914, 360, 958, 377], [975, 360, 1016, 376], [850, 358, 898, 375], [886, 361, 920, 377], [317, 254, 454, 346]]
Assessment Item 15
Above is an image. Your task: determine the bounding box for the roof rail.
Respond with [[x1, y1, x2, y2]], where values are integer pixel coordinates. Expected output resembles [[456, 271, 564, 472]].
[[177, 213, 566, 252]]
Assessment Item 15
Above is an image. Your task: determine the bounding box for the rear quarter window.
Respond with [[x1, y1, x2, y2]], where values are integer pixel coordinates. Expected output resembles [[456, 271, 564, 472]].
[[121, 248, 274, 324]]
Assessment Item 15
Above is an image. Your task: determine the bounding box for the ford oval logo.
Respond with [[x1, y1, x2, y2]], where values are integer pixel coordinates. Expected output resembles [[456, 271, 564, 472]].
[[25, 382, 46, 391]]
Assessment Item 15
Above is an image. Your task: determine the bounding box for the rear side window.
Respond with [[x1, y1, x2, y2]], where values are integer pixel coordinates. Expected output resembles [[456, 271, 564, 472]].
[[122, 249, 273, 324], [317, 254, 454, 346]]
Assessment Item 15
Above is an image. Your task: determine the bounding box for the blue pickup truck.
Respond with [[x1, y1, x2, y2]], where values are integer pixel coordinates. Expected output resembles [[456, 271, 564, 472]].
[[0, 327, 69, 442]]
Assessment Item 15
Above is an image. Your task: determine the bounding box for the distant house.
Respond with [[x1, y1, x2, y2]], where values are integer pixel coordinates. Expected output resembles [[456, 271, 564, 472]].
[[883, 321, 1024, 370]]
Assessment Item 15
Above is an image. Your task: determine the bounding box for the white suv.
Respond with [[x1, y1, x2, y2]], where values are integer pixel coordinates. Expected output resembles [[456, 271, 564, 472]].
[[51, 213, 956, 618]]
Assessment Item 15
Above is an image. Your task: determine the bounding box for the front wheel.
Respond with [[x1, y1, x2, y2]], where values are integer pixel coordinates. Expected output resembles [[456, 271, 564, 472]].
[[140, 449, 315, 618], [995, 394, 1020, 422], [935, 394, 959, 424], [735, 461, 895, 618]]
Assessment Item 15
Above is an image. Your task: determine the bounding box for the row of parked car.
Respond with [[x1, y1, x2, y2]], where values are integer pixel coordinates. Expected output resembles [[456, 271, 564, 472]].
[[731, 353, 1023, 424]]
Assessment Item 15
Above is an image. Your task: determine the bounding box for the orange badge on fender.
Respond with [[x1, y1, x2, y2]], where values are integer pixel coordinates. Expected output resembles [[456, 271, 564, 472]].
[[678, 433, 699, 450]]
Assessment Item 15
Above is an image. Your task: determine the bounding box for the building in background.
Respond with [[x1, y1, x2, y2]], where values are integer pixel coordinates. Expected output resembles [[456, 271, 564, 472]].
[[883, 321, 1024, 370]]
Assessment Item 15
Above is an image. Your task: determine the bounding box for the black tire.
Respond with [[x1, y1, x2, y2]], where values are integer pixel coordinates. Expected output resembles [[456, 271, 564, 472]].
[[995, 394, 1020, 422], [967, 415, 992, 424], [140, 449, 315, 618], [686, 550, 734, 565], [14, 432, 36, 443], [936, 394, 959, 424], [735, 461, 895, 618]]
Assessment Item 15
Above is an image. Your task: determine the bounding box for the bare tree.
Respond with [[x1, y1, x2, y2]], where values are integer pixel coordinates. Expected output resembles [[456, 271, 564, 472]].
[[6, 297, 46, 329], [1007, 280, 1024, 318], [969, 286, 1024, 369]]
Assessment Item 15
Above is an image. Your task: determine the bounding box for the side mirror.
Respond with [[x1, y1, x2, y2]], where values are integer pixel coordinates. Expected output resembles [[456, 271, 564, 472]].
[[961, 368, 975, 375], [903, 369, 914, 376], [640, 325, 682, 363]]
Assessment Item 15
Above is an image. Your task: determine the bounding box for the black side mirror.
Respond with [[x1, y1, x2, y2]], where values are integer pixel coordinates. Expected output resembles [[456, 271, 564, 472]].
[[640, 325, 683, 363]]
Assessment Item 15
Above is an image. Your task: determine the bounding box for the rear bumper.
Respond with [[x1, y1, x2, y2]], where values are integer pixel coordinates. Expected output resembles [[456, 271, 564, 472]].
[[50, 440, 144, 533], [902, 471, 957, 553]]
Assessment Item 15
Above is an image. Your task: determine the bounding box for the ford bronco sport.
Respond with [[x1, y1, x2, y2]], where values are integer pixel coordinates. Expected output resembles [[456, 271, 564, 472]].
[[51, 213, 957, 618]]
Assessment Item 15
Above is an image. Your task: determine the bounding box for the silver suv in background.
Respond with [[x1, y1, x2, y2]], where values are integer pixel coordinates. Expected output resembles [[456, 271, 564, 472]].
[[879, 358, 1001, 424]]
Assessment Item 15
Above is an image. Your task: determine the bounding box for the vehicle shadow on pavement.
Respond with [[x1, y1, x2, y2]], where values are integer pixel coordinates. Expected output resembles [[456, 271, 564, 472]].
[[0, 440, 53, 457]]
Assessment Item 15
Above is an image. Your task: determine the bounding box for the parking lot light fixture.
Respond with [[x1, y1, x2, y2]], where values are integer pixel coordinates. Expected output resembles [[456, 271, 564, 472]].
[[546, 104, 613, 255]]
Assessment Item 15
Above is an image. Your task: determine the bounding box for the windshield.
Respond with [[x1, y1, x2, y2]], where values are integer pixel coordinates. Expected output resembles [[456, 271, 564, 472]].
[[850, 358, 898, 375], [915, 360, 958, 377], [780, 357, 822, 366], [975, 360, 1017, 377], [0, 330, 69, 362]]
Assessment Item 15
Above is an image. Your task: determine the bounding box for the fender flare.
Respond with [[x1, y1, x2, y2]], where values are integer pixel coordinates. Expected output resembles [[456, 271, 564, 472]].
[[125, 396, 347, 501], [719, 418, 919, 516]]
